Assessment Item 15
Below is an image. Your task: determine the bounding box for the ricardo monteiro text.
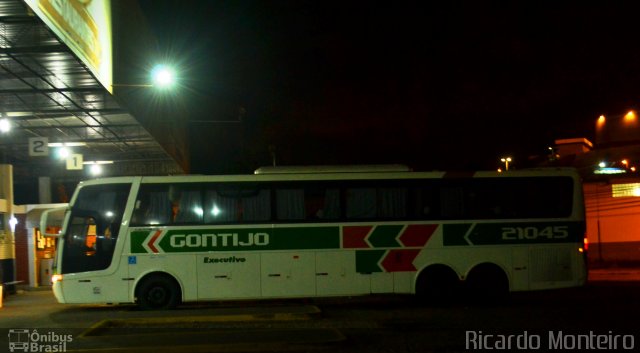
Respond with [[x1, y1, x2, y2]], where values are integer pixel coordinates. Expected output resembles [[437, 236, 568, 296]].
[[466, 330, 635, 350]]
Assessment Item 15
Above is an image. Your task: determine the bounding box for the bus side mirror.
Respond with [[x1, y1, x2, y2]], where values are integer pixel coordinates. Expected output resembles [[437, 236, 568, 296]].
[[40, 207, 69, 237]]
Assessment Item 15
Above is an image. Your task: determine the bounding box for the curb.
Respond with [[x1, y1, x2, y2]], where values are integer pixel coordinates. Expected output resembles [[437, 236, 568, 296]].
[[80, 305, 322, 337]]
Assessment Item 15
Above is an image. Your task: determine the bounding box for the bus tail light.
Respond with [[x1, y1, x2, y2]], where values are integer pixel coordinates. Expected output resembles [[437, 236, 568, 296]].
[[582, 235, 589, 252], [51, 274, 63, 284]]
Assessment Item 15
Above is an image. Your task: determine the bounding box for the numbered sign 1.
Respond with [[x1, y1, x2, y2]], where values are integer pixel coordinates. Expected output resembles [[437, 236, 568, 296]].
[[66, 154, 83, 170], [29, 137, 49, 156]]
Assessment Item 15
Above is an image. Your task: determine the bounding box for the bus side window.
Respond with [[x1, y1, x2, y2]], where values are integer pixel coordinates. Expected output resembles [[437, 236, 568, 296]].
[[377, 187, 407, 218], [173, 189, 203, 224], [145, 191, 172, 225], [205, 187, 270, 223], [276, 189, 305, 220], [205, 189, 239, 223], [241, 189, 271, 222], [415, 186, 439, 219], [440, 187, 464, 219], [322, 189, 341, 219], [346, 188, 376, 219]]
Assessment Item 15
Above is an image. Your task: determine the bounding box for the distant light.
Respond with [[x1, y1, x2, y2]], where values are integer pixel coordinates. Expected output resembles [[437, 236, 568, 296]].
[[193, 207, 204, 216], [211, 205, 221, 216], [622, 159, 629, 166], [9, 216, 18, 232], [48, 142, 86, 147], [594, 167, 626, 175], [497, 168, 503, 173], [83, 160, 114, 165], [632, 166, 637, 172], [89, 164, 102, 176], [624, 111, 637, 123], [57, 147, 71, 159], [151, 64, 175, 88], [0, 118, 10, 133], [597, 115, 606, 127], [598, 161, 606, 168]]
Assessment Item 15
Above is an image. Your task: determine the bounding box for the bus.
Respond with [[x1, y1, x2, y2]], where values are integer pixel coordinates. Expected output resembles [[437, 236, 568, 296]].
[[40, 166, 587, 309]]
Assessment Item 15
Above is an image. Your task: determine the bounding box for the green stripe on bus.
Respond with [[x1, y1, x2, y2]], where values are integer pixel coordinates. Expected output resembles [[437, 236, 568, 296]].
[[130, 227, 340, 253], [273, 227, 340, 250], [442, 224, 473, 246], [356, 250, 386, 273], [130, 231, 148, 253], [443, 222, 584, 246], [368, 225, 403, 248]]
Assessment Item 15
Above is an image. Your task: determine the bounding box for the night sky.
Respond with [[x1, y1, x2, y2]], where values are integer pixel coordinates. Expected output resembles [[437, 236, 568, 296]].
[[138, 1, 640, 174]]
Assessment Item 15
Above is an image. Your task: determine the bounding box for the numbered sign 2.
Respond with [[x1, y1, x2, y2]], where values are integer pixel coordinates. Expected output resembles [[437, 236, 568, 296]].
[[66, 154, 83, 170], [29, 137, 49, 156]]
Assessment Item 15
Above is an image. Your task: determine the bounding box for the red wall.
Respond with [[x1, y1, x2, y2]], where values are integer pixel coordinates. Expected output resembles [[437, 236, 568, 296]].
[[14, 214, 29, 283]]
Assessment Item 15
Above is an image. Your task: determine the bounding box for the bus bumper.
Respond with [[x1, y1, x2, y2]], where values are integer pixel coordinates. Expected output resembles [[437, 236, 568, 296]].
[[52, 281, 66, 303]]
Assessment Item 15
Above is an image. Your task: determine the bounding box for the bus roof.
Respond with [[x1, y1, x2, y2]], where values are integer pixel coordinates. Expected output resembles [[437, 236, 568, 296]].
[[254, 164, 412, 174], [75, 167, 581, 187]]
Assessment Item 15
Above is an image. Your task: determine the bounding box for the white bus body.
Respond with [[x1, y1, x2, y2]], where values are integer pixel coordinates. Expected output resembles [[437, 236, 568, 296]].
[[42, 168, 587, 309]]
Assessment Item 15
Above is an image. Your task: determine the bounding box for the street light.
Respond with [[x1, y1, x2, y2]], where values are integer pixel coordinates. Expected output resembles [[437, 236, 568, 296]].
[[624, 111, 637, 124], [57, 147, 71, 159], [110, 64, 177, 89], [500, 157, 512, 171], [0, 118, 10, 133], [89, 164, 102, 176], [151, 64, 175, 88]]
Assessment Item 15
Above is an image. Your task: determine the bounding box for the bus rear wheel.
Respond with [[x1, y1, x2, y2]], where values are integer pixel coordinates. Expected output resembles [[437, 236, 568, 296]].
[[136, 274, 181, 310], [464, 263, 509, 304]]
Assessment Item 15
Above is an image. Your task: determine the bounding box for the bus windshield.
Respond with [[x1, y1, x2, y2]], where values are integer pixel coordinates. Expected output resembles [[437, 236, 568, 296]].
[[60, 183, 131, 274]]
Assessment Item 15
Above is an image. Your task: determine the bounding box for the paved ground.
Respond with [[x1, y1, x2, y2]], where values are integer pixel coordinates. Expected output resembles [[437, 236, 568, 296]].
[[0, 268, 637, 353], [588, 267, 640, 281]]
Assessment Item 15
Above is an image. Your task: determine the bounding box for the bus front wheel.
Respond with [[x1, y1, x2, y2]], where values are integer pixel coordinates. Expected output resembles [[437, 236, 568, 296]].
[[136, 274, 181, 310]]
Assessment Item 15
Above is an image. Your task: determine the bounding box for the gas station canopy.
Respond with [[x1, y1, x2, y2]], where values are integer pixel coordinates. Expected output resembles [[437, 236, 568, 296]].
[[0, 0, 187, 202]]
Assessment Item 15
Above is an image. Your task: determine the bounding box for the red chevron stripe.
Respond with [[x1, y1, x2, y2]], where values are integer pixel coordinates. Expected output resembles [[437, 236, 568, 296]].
[[343, 226, 372, 248], [399, 224, 437, 247], [381, 249, 420, 272], [148, 230, 162, 253]]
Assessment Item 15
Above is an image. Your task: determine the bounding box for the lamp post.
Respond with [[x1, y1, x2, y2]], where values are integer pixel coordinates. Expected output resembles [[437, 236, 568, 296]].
[[500, 157, 512, 171]]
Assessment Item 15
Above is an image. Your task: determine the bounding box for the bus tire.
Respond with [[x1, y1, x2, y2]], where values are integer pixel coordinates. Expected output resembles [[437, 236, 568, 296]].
[[464, 263, 509, 304], [415, 265, 461, 305], [136, 274, 181, 310]]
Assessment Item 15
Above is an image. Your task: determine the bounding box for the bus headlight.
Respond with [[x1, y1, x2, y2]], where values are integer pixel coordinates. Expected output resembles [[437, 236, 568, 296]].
[[51, 274, 63, 284]]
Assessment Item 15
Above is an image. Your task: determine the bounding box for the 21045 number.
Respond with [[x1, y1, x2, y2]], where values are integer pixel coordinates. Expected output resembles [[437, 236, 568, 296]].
[[501, 226, 569, 240]]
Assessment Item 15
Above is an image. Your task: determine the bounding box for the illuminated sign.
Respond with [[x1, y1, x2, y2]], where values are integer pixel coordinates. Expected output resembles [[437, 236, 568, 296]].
[[612, 183, 640, 197], [594, 167, 626, 175], [25, 0, 113, 93]]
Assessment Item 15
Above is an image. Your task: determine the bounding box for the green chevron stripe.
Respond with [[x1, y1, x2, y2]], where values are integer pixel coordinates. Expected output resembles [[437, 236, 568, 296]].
[[130, 231, 148, 253], [368, 225, 403, 247], [355, 250, 386, 273], [442, 224, 474, 246]]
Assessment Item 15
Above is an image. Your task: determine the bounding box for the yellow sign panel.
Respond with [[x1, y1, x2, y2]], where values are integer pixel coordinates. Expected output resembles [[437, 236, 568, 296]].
[[25, 0, 112, 93]]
